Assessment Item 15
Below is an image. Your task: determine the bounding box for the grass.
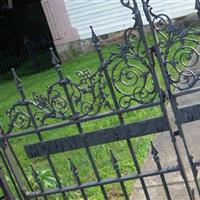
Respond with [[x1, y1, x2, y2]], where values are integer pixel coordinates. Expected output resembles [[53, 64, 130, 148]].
[[0, 43, 160, 199], [0, 27, 199, 199]]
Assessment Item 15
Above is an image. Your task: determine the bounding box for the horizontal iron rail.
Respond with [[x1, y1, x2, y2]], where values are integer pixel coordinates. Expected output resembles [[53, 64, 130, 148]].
[[193, 160, 200, 168], [173, 86, 200, 98], [3, 101, 161, 139], [24, 116, 168, 158], [5, 97, 200, 143], [21, 102, 200, 158], [26, 165, 180, 198], [179, 103, 200, 123]]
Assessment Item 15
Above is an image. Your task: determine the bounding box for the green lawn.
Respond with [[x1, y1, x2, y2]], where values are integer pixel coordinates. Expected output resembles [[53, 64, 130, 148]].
[[0, 43, 161, 199], [0, 28, 198, 199]]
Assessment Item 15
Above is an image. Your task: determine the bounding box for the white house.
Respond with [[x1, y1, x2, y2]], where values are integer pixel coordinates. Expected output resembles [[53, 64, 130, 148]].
[[41, 0, 196, 61]]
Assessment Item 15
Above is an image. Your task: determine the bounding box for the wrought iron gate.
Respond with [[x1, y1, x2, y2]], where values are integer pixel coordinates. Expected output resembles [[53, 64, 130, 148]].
[[1, 0, 200, 199]]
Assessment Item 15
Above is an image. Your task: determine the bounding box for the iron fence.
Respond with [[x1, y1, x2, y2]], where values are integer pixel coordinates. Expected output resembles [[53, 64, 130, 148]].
[[0, 37, 54, 75], [0, 0, 200, 199]]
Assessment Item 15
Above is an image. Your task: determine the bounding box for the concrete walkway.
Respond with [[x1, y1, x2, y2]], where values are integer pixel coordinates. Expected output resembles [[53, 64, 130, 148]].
[[131, 48, 200, 199], [131, 117, 200, 199]]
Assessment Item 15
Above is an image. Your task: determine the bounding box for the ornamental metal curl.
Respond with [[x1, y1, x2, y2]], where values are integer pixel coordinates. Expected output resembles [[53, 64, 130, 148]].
[[6, 0, 199, 129], [145, 0, 200, 90], [33, 89, 71, 121], [110, 55, 157, 108], [107, 5, 157, 108], [5, 0, 159, 130], [6, 103, 32, 130], [6, 68, 113, 130], [44, 67, 112, 118], [2, 1, 200, 200], [120, 0, 136, 14]]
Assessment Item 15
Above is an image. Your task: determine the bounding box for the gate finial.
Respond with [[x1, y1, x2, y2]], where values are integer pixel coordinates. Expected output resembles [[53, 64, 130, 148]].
[[90, 26, 99, 45], [50, 47, 60, 67], [110, 150, 129, 198], [110, 150, 118, 166], [69, 159, 78, 176], [50, 47, 64, 80], [11, 68, 26, 99], [31, 165, 47, 197], [69, 159, 88, 198], [11, 68, 21, 88], [120, 0, 134, 10], [31, 165, 42, 187], [90, 26, 105, 63], [151, 142, 160, 163]]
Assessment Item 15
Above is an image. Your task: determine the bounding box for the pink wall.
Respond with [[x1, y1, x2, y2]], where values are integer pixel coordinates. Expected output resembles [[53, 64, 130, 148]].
[[41, 0, 79, 46]]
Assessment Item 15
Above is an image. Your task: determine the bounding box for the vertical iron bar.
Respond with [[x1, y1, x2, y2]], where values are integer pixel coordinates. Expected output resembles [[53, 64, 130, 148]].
[[120, 0, 195, 199], [90, 26, 151, 200], [159, 96, 195, 200], [0, 150, 22, 199], [141, 1, 198, 198], [50, 49, 109, 200], [121, 0, 195, 199], [151, 142, 171, 200], [0, 129, 27, 199], [6, 141, 33, 192], [31, 165, 48, 200], [0, 128, 33, 192], [110, 150, 129, 200], [11, 69, 68, 200], [1, 147, 27, 199], [69, 159, 88, 200], [0, 166, 15, 200]]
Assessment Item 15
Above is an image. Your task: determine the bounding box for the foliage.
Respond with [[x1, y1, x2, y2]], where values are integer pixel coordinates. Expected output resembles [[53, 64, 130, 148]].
[[27, 169, 58, 190]]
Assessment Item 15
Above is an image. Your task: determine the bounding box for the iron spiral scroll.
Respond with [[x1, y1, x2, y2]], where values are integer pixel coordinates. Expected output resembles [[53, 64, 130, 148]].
[[5, 1, 163, 131], [144, 0, 200, 90]]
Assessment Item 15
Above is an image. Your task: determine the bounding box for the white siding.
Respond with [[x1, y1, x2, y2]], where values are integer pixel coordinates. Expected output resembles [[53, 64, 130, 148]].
[[64, 0, 195, 40]]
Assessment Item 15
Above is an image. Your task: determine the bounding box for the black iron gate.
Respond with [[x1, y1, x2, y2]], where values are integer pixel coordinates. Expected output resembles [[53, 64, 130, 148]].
[[1, 0, 200, 199]]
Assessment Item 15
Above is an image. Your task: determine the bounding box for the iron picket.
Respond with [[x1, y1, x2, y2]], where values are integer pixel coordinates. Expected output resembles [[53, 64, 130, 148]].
[[0, 0, 200, 199]]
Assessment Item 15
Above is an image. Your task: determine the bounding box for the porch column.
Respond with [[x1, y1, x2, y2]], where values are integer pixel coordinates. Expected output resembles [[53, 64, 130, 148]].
[[41, 0, 80, 61]]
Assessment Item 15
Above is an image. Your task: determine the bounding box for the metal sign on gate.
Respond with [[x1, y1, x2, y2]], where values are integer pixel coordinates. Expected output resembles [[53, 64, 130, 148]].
[[1, 0, 200, 199]]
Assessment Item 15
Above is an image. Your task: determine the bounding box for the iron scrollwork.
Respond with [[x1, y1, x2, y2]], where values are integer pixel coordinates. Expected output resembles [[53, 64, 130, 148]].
[[108, 1, 158, 108], [6, 102, 32, 130], [6, 0, 159, 131], [2, 1, 200, 200], [6, 67, 113, 130], [109, 48, 157, 108], [6, 0, 200, 131], [145, 0, 200, 90]]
